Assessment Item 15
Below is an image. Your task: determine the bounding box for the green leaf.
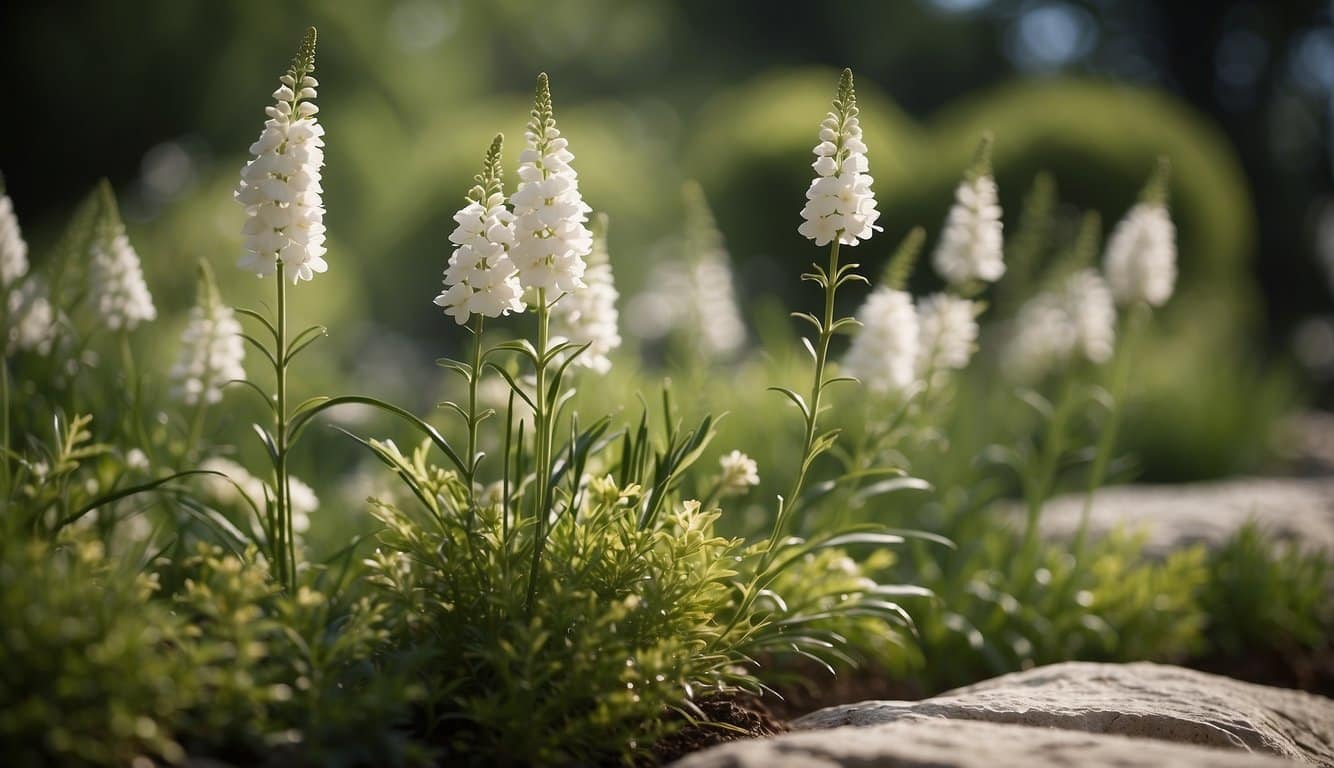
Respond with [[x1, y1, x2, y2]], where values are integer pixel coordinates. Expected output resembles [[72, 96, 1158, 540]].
[[55, 469, 227, 532]]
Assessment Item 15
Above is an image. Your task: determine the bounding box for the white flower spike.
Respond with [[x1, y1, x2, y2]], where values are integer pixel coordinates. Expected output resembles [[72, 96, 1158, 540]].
[[917, 292, 980, 379], [89, 183, 156, 331], [6, 277, 56, 355], [1104, 159, 1176, 307], [509, 73, 593, 295], [435, 134, 525, 325], [551, 212, 621, 374], [842, 285, 920, 396], [1007, 268, 1116, 379], [0, 176, 28, 289], [799, 69, 880, 247], [236, 27, 327, 284], [933, 135, 1005, 287], [170, 261, 246, 405]]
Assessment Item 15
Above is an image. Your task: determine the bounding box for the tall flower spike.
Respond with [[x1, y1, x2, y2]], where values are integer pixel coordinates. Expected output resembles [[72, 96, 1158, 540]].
[[916, 293, 980, 379], [842, 285, 919, 395], [236, 27, 328, 284], [509, 73, 593, 294], [435, 134, 525, 324], [170, 261, 246, 405], [6, 277, 56, 355], [551, 212, 621, 373], [89, 181, 156, 331], [799, 68, 881, 246], [1006, 267, 1115, 379], [933, 134, 1005, 287], [1104, 158, 1176, 307], [682, 181, 746, 357], [0, 173, 29, 289]]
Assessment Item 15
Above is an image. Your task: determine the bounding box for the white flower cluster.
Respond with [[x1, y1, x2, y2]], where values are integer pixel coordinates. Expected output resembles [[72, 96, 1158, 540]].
[[841, 286, 919, 396], [1007, 268, 1116, 379], [552, 214, 620, 373], [236, 31, 327, 283], [0, 192, 27, 288], [916, 293, 979, 379], [1104, 202, 1176, 307], [933, 172, 1005, 286], [436, 185, 525, 325], [6, 277, 56, 355], [626, 184, 746, 360], [89, 224, 156, 331], [798, 70, 880, 247], [509, 74, 592, 295], [200, 457, 317, 535], [718, 450, 760, 496], [170, 266, 246, 406], [0, 186, 58, 356]]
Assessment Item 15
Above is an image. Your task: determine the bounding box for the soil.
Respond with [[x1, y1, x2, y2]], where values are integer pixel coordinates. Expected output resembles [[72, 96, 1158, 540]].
[[649, 696, 788, 765]]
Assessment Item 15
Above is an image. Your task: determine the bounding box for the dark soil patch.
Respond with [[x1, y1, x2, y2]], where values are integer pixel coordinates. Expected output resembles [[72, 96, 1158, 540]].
[[649, 696, 788, 765]]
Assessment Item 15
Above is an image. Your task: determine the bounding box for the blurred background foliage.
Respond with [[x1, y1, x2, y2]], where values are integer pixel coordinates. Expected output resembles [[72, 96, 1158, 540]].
[[1, 0, 1331, 496]]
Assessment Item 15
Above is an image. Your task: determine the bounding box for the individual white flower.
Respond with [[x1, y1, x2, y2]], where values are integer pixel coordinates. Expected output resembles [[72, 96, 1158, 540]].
[[933, 143, 1004, 286], [6, 277, 57, 355], [916, 293, 979, 378], [551, 213, 620, 373], [89, 221, 157, 331], [435, 134, 525, 325], [1104, 203, 1176, 307], [798, 69, 880, 247], [170, 263, 246, 406], [1006, 269, 1115, 378], [0, 186, 28, 288], [509, 73, 593, 295], [718, 450, 760, 496], [842, 286, 919, 395], [235, 28, 327, 284]]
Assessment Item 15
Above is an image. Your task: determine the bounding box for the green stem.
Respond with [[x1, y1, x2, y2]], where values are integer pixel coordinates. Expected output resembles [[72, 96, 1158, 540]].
[[184, 396, 209, 463], [465, 316, 484, 534], [767, 240, 841, 558], [275, 266, 293, 590], [1018, 370, 1078, 578], [525, 290, 551, 614], [1073, 302, 1149, 555]]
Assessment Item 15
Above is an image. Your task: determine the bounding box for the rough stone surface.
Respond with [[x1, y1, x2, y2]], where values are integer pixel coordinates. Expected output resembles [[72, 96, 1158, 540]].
[[794, 662, 1334, 766], [1029, 477, 1334, 555], [669, 717, 1302, 767]]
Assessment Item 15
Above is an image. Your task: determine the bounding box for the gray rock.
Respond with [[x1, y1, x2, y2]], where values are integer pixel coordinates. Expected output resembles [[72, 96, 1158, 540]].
[[670, 717, 1301, 767], [794, 662, 1334, 766], [1029, 477, 1334, 555]]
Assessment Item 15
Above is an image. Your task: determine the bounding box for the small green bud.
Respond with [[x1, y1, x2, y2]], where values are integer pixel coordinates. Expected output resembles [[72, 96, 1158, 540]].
[[1138, 156, 1171, 207], [882, 226, 925, 290]]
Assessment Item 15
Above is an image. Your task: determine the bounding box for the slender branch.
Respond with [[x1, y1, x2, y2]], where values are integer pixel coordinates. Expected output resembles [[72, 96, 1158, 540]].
[[767, 240, 841, 559]]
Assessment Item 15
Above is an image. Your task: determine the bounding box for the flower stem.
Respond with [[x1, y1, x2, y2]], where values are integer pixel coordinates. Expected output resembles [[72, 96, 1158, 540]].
[[1073, 302, 1149, 555], [525, 289, 551, 614], [768, 239, 841, 558], [465, 315, 484, 533], [1017, 369, 1078, 579], [274, 265, 294, 590]]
